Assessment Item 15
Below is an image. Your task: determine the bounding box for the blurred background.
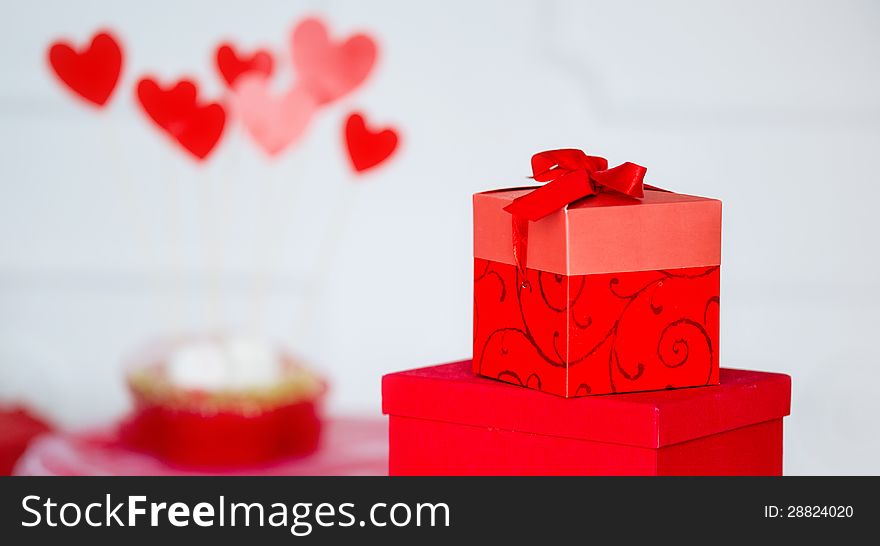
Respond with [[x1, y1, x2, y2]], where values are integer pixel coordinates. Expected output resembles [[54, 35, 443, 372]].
[[1, 0, 878, 474]]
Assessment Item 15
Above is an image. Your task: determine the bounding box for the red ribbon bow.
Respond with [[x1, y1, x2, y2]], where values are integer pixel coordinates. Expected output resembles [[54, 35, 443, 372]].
[[502, 149, 649, 276], [504, 149, 647, 221]]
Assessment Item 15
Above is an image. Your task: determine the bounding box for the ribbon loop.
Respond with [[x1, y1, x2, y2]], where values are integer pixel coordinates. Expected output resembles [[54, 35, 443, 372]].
[[591, 161, 647, 198], [530, 148, 609, 183]]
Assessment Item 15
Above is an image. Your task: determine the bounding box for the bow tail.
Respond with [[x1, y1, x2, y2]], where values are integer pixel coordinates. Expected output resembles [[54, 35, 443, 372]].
[[503, 170, 594, 222], [511, 214, 530, 280], [504, 170, 595, 276]]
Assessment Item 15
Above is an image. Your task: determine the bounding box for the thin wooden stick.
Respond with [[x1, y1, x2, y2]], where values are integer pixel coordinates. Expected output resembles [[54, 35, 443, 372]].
[[214, 129, 238, 333], [202, 155, 223, 333], [103, 116, 166, 326], [249, 151, 298, 335], [164, 148, 185, 334], [292, 176, 359, 339]]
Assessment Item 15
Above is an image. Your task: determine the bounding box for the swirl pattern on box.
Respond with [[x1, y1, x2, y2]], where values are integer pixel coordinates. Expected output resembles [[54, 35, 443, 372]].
[[474, 259, 720, 396]]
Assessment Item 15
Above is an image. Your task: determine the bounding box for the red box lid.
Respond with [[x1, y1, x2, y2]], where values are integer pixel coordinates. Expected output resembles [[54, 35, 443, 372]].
[[474, 189, 721, 276], [382, 360, 790, 448]]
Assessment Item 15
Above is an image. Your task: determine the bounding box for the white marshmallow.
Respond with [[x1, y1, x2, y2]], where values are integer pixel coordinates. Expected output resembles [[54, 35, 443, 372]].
[[166, 336, 283, 391]]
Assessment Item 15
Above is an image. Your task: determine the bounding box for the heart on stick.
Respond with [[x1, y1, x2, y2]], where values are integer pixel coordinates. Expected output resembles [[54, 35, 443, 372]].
[[231, 74, 317, 156], [136, 78, 226, 160], [291, 18, 377, 105], [344, 112, 399, 174], [215, 44, 273, 89], [48, 30, 123, 107]]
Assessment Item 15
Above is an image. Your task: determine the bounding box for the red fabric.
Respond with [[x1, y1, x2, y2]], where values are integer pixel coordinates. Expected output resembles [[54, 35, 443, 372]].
[[0, 406, 52, 475], [473, 259, 721, 396], [15, 418, 387, 476]]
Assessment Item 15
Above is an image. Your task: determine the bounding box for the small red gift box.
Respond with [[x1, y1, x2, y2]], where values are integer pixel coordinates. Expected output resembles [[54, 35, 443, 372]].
[[383, 361, 791, 476], [474, 149, 722, 396]]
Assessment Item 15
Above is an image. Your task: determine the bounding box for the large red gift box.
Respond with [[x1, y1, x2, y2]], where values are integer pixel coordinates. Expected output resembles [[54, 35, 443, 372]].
[[383, 360, 791, 476], [473, 157, 722, 397]]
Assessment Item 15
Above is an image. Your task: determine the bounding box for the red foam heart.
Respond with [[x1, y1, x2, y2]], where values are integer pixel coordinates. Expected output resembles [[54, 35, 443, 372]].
[[48, 31, 123, 107], [215, 43, 273, 89], [136, 78, 226, 160], [291, 18, 377, 105], [232, 74, 317, 156], [344, 112, 399, 173]]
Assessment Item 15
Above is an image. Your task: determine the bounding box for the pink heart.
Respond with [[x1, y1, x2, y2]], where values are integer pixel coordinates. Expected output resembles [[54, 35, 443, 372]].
[[231, 74, 317, 156], [291, 17, 377, 105]]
